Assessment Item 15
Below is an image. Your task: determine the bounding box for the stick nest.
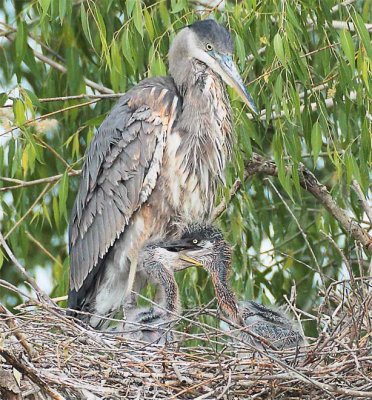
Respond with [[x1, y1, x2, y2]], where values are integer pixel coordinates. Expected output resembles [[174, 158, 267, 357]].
[[1, 278, 371, 399]]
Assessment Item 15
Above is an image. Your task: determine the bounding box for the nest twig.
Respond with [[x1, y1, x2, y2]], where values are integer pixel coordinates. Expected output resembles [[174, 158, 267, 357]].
[[1, 276, 371, 399]]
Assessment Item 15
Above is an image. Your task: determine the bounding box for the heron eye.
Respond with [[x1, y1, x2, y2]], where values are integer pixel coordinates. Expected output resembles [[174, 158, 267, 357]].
[[192, 239, 199, 244], [206, 43, 213, 51]]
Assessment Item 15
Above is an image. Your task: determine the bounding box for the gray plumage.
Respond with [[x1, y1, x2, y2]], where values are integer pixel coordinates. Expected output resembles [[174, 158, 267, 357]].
[[161, 224, 305, 351], [113, 240, 190, 344], [67, 19, 256, 327], [238, 301, 305, 351]]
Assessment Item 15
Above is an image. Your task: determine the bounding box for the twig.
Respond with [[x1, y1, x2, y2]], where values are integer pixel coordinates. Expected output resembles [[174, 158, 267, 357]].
[[33, 135, 75, 171], [212, 179, 241, 220], [0, 303, 36, 358], [244, 153, 372, 252], [0, 170, 81, 191], [25, 231, 63, 269], [0, 99, 100, 137], [0, 231, 52, 305], [352, 179, 372, 224], [1, 93, 124, 107], [0, 21, 113, 95], [4, 183, 53, 239], [266, 178, 324, 283], [320, 231, 355, 287], [0, 348, 66, 400], [216, 369, 232, 399]]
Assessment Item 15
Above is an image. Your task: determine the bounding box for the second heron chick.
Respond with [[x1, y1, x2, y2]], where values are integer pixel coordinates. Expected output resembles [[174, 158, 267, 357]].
[[164, 224, 306, 351], [120, 240, 190, 344]]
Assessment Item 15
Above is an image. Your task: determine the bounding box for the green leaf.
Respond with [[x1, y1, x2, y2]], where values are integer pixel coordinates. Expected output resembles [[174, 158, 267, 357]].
[[235, 34, 246, 69], [24, 89, 41, 108], [143, 8, 155, 42], [340, 29, 355, 69], [352, 13, 372, 58], [0, 92, 7, 107], [42, 203, 52, 227], [170, 0, 186, 13], [0, 249, 3, 270], [122, 28, 136, 71], [13, 99, 26, 126], [111, 40, 121, 74], [133, 0, 144, 38], [53, 196, 60, 231], [126, 0, 136, 16], [311, 122, 322, 164], [59, 0, 66, 23], [21, 143, 36, 176], [39, 0, 51, 18], [273, 33, 286, 66], [15, 21, 27, 63], [59, 172, 69, 220], [80, 4, 92, 45]]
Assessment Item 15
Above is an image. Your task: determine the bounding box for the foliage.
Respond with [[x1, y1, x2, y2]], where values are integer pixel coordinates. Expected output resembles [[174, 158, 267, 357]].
[[0, 0, 371, 339]]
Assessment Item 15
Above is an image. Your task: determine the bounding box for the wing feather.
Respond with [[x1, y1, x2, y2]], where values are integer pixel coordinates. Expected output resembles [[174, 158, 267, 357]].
[[68, 78, 180, 306]]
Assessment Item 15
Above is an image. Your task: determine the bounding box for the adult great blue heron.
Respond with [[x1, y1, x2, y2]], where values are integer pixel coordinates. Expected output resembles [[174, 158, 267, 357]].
[[68, 19, 257, 327], [164, 224, 305, 351]]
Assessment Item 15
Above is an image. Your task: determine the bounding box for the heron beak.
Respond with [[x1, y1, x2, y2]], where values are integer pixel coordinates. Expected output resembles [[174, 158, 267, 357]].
[[179, 253, 203, 267], [215, 54, 257, 115], [161, 239, 195, 252]]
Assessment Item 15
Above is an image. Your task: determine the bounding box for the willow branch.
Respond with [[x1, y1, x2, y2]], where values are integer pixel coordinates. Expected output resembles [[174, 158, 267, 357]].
[[245, 153, 372, 252], [0, 99, 99, 137], [352, 179, 372, 225], [0, 21, 113, 95], [0, 231, 53, 304], [0, 170, 81, 191], [212, 179, 241, 220]]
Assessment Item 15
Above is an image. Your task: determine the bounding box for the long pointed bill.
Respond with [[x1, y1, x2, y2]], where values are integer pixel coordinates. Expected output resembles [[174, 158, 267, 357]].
[[179, 253, 203, 266], [190, 46, 257, 114], [218, 54, 258, 115], [190, 43, 257, 113]]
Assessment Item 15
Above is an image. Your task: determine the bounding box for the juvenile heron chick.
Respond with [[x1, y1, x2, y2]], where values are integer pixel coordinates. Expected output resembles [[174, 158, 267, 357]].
[[121, 241, 190, 344], [164, 224, 305, 351], [238, 301, 305, 351]]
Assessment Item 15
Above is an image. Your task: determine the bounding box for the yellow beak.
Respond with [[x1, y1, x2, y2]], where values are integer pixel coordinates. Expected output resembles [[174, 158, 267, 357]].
[[179, 254, 203, 266]]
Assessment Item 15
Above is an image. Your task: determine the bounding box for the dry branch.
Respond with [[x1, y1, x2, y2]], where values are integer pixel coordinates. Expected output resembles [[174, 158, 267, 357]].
[[0, 231, 53, 305], [244, 153, 372, 253], [0, 348, 65, 400], [0, 276, 371, 399], [0, 170, 81, 192], [352, 179, 372, 225]]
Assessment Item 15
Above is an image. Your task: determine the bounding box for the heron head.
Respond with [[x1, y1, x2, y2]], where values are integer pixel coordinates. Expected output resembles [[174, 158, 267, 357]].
[[161, 224, 230, 270], [169, 20, 257, 114], [160, 224, 242, 323], [141, 243, 192, 273]]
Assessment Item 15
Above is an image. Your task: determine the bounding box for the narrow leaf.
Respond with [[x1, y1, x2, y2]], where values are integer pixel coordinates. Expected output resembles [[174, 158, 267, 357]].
[[352, 13, 372, 58], [311, 122, 322, 164], [133, 0, 144, 38], [273, 33, 286, 66], [0, 93, 7, 107], [340, 29, 355, 69], [59, 172, 69, 220]]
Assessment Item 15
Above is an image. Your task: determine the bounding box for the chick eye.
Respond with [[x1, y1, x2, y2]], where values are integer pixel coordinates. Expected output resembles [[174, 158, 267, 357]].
[[206, 43, 213, 51], [192, 239, 199, 244]]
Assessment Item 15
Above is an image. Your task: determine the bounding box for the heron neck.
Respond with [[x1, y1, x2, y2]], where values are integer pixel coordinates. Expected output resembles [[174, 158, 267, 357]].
[[209, 256, 241, 324], [155, 266, 180, 314], [171, 59, 233, 182]]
